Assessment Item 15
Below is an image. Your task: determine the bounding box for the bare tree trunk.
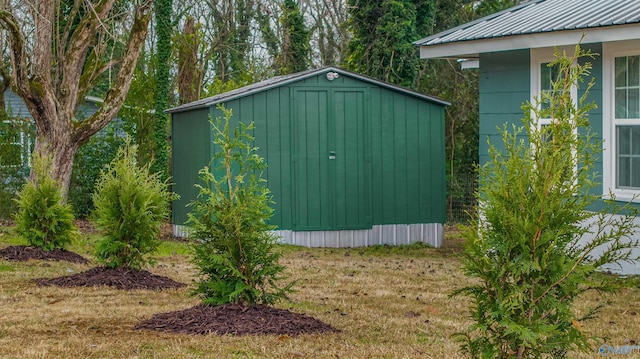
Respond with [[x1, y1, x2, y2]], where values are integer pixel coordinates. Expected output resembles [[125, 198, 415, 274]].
[[0, 0, 153, 199], [0, 0, 9, 113], [32, 131, 78, 198], [178, 16, 200, 104]]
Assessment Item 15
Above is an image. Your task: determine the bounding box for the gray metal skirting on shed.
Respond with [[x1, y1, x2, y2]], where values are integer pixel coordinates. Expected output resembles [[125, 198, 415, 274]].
[[173, 223, 443, 248]]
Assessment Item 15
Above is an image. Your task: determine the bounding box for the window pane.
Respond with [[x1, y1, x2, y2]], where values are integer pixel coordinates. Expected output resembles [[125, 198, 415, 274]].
[[633, 158, 640, 188], [634, 127, 640, 155], [616, 57, 628, 87], [540, 63, 553, 110], [619, 126, 631, 155], [615, 57, 640, 190], [630, 88, 640, 119], [617, 126, 640, 189], [630, 56, 640, 87], [541, 63, 551, 91], [619, 156, 631, 187], [616, 89, 628, 119]]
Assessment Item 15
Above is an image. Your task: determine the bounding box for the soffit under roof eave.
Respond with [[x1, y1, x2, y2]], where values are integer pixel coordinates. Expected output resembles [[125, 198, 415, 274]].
[[418, 23, 640, 59]]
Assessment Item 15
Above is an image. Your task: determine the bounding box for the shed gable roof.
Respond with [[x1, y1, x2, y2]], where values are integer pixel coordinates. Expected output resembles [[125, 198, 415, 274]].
[[167, 66, 449, 114], [415, 0, 640, 59]]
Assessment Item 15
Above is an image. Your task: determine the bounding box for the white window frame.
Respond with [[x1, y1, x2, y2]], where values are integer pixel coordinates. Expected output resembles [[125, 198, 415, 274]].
[[603, 39, 640, 202]]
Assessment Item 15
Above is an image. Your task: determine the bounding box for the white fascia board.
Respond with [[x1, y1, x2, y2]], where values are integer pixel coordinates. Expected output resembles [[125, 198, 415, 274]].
[[419, 23, 640, 59]]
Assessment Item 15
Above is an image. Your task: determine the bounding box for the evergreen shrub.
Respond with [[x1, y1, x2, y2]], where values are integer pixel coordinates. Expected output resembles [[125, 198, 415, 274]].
[[455, 45, 640, 358], [92, 139, 173, 270], [188, 106, 292, 306], [14, 152, 77, 251]]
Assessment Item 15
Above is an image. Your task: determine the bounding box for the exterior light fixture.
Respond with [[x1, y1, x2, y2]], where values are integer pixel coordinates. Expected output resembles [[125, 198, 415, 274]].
[[326, 72, 339, 81], [457, 58, 480, 69]]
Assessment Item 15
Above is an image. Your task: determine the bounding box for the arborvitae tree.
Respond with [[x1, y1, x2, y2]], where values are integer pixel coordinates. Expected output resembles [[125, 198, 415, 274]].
[[455, 46, 639, 358], [92, 139, 174, 270], [15, 152, 77, 251], [188, 106, 292, 306]]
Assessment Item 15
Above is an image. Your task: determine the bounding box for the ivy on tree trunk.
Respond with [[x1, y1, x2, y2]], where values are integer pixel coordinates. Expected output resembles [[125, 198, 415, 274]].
[[151, 0, 173, 182], [346, 0, 434, 88]]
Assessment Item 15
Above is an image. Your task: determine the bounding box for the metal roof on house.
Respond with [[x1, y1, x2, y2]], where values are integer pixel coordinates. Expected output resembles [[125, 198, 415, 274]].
[[415, 0, 640, 59], [166, 66, 449, 114]]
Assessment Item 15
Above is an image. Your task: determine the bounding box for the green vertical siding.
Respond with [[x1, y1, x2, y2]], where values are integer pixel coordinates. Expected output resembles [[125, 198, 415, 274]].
[[171, 108, 211, 225], [171, 71, 446, 231], [208, 87, 295, 230], [428, 102, 447, 223], [332, 89, 369, 229], [369, 87, 446, 225], [292, 89, 331, 230]]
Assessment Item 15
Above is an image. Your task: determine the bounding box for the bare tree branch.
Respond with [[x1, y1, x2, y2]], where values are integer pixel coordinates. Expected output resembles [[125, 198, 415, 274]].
[[58, 0, 116, 119], [0, 10, 32, 102], [75, 0, 153, 143]]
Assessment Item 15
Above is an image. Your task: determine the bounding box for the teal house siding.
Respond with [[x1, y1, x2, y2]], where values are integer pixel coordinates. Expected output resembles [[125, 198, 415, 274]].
[[479, 49, 531, 167], [169, 67, 448, 247], [580, 43, 604, 198]]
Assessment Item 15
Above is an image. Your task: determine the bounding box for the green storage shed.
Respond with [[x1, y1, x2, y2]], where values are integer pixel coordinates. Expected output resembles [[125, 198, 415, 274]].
[[168, 66, 449, 248]]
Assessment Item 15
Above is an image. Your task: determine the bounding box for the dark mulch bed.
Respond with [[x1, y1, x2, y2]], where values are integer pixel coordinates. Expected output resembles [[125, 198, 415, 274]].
[[35, 266, 186, 290], [0, 245, 89, 264], [136, 303, 340, 336]]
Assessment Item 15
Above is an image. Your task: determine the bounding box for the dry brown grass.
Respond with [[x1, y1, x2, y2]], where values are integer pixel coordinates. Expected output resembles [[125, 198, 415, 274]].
[[1, 227, 640, 358]]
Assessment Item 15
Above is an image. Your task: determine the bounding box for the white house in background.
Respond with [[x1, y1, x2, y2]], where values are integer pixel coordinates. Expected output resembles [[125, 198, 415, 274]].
[[415, 0, 640, 273]]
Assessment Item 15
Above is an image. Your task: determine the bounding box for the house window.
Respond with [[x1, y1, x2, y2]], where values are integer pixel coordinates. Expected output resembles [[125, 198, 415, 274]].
[[540, 62, 561, 111], [603, 40, 640, 201], [617, 125, 640, 188], [614, 55, 640, 189], [531, 47, 577, 132], [539, 62, 562, 142]]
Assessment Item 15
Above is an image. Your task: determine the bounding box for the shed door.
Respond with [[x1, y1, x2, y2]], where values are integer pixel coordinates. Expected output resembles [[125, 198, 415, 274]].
[[293, 88, 370, 231]]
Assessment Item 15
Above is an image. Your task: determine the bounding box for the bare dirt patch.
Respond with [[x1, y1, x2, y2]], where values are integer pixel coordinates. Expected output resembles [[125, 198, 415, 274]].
[[35, 266, 186, 290], [0, 245, 88, 264], [136, 303, 339, 336]]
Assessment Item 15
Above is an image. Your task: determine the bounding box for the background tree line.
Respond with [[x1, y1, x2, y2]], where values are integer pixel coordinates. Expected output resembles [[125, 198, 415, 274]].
[[0, 0, 520, 220]]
